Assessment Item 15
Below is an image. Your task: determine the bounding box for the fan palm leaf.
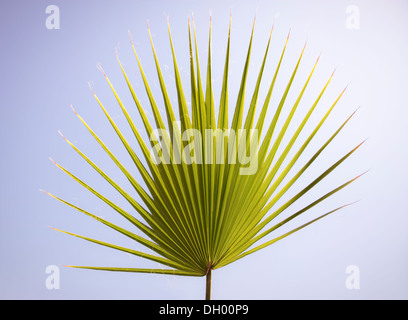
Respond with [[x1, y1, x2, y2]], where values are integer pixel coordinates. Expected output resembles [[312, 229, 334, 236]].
[[44, 13, 364, 300]]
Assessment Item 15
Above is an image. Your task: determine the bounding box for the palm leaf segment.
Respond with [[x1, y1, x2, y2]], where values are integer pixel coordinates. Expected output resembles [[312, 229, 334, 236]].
[[45, 15, 364, 280]]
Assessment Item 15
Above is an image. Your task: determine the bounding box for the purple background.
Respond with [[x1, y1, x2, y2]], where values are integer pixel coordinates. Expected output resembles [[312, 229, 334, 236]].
[[0, 0, 407, 299]]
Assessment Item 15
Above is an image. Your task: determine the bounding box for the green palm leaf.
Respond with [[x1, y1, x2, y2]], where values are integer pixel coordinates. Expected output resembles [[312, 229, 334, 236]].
[[45, 14, 364, 300]]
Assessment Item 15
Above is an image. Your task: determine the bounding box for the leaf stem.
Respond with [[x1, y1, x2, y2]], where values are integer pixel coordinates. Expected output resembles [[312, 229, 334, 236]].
[[205, 266, 212, 300]]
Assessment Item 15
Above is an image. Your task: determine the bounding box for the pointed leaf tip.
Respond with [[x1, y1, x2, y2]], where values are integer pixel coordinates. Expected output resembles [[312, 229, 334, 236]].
[[331, 67, 337, 78], [348, 199, 362, 206], [96, 63, 107, 78], [360, 137, 369, 146], [58, 130, 70, 143], [70, 105, 79, 116], [285, 28, 291, 44], [88, 82, 96, 95], [40, 189, 57, 198], [128, 30, 135, 47], [39, 189, 50, 195], [353, 169, 369, 182], [272, 12, 279, 26]]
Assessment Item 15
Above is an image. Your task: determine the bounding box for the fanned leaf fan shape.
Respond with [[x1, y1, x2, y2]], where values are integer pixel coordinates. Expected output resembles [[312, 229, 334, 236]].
[[44, 14, 364, 299]]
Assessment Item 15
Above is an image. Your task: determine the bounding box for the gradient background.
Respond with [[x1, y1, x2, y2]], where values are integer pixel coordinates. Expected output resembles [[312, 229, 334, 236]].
[[1, 0, 407, 299]]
